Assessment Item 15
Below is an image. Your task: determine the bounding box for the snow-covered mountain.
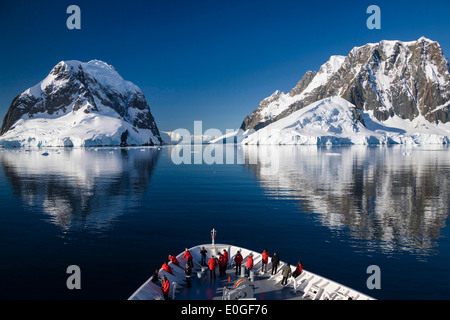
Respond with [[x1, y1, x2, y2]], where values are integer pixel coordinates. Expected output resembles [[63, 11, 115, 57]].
[[0, 60, 162, 147], [237, 37, 450, 145]]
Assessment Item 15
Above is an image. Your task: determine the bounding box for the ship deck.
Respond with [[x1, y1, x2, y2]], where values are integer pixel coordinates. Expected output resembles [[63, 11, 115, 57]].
[[129, 243, 373, 301], [175, 258, 302, 300]]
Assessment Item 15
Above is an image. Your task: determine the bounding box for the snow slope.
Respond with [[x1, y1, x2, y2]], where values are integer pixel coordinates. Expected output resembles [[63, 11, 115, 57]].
[[241, 97, 450, 145], [0, 104, 158, 147]]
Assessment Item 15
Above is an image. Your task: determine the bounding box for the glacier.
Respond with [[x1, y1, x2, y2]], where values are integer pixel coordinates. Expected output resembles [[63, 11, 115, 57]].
[[212, 97, 450, 145]]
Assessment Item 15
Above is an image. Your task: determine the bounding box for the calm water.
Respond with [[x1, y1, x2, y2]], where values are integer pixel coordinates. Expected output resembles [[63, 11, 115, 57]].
[[0, 145, 449, 300]]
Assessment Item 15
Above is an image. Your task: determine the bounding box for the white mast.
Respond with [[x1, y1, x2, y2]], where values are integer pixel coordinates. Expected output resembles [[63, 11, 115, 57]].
[[211, 228, 217, 246]]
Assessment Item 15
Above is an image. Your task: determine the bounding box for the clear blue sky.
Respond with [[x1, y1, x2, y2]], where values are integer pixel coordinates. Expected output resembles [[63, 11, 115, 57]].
[[0, 0, 449, 133]]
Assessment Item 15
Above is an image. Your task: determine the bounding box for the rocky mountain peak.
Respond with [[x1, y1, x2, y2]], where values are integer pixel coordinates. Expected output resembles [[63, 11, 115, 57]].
[[0, 60, 162, 147], [240, 37, 450, 131]]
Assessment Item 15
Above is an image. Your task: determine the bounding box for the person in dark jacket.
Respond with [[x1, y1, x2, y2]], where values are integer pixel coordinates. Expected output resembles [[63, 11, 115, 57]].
[[271, 252, 280, 275], [200, 247, 207, 266], [151, 269, 160, 283], [185, 263, 192, 288], [281, 263, 292, 286]]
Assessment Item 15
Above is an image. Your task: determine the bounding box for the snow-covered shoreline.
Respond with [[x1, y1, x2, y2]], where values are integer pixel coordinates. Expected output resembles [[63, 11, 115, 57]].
[[211, 97, 450, 146], [0, 106, 160, 148]]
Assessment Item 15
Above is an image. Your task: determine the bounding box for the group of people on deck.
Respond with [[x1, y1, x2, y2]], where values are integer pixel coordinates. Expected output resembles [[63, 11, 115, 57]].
[[204, 248, 229, 278], [152, 248, 195, 300], [203, 248, 303, 286], [153, 247, 303, 299], [260, 249, 303, 286]]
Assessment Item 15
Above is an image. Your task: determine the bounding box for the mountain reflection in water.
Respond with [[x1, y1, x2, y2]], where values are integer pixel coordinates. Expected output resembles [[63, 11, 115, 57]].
[[242, 145, 450, 258], [0, 147, 160, 232], [1, 144, 448, 259]]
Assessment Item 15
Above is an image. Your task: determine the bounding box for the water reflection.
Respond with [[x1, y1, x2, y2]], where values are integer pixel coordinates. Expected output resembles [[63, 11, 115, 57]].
[[242, 145, 450, 258], [0, 147, 160, 231]]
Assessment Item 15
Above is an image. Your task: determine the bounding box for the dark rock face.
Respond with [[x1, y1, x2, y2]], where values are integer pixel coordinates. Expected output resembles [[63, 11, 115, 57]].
[[288, 70, 317, 97], [0, 60, 162, 146], [240, 90, 281, 130], [240, 37, 450, 131]]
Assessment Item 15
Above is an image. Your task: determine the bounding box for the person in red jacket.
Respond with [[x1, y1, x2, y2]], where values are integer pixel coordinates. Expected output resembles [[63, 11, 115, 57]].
[[293, 260, 303, 278], [223, 249, 229, 266], [246, 253, 254, 277], [168, 254, 179, 266], [208, 255, 217, 279], [261, 249, 269, 273], [234, 251, 243, 276], [161, 275, 170, 300], [218, 253, 226, 277], [183, 248, 194, 268], [161, 261, 173, 274]]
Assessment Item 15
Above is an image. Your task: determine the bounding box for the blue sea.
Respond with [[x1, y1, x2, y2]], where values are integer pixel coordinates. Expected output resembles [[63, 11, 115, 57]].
[[0, 144, 449, 300]]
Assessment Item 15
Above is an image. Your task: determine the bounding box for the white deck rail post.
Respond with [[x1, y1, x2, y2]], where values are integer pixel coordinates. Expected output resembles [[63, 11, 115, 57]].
[[292, 277, 298, 294], [172, 282, 177, 300]]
